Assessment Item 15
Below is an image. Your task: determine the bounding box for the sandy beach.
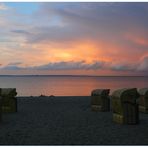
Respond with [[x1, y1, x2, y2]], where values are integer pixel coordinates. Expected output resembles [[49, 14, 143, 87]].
[[0, 96, 148, 145]]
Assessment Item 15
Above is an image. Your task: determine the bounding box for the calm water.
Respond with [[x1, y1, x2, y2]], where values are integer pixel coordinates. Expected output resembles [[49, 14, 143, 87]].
[[0, 75, 147, 96]]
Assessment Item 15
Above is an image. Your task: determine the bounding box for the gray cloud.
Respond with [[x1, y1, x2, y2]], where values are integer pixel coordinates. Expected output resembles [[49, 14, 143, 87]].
[[11, 29, 30, 35], [26, 26, 85, 43], [1, 57, 148, 73], [0, 62, 23, 70], [32, 61, 104, 70], [110, 63, 136, 71], [7, 62, 22, 66], [137, 56, 148, 71], [1, 65, 22, 70], [0, 61, 104, 71], [27, 2, 148, 44], [109, 56, 148, 72]]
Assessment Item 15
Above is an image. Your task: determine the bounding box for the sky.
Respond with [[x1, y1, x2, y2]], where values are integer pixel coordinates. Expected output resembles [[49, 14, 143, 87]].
[[0, 2, 148, 76]]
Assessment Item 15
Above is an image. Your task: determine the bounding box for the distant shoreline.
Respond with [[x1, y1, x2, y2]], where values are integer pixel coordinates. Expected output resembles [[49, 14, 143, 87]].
[[0, 75, 148, 77]]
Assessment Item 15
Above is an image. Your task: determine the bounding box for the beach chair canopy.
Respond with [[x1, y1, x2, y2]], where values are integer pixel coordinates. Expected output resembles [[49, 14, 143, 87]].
[[0, 88, 17, 97], [111, 88, 139, 103], [91, 89, 110, 96], [138, 88, 148, 97]]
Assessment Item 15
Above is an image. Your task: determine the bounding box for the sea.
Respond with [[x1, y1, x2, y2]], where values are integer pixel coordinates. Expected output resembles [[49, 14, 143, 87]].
[[0, 75, 147, 96]]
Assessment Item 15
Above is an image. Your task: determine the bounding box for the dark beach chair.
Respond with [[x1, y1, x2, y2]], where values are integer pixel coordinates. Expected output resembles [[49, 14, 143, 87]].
[[0, 88, 17, 113], [0, 96, 2, 122], [91, 89, 110, 112], [111, 88, 139, 124], [138, 88, 148, 113]]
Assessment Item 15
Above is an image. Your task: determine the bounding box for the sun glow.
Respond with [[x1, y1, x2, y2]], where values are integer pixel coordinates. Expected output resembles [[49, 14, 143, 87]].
[[26, 39, 117, 67], [56, 52, 73, 60]]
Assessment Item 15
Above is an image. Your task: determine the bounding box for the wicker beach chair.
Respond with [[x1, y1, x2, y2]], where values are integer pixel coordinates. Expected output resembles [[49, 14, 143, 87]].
[[0, 96, 2, 122], [0, 88, 17, 113], [111, 88, 139, 124], [91, 89, 110, 111], [138, 88, 148, 113]]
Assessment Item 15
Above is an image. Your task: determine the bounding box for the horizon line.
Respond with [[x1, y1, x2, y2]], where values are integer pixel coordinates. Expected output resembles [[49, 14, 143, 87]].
[[0, 74, 147, 77]]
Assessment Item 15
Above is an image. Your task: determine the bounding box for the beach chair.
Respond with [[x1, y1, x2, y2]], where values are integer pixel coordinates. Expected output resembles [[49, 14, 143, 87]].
[[111, 88, 139, 124], [0, 88, 17, 113], [0, 96, 2, 122], [91, 89, 110, 111], [138, 88, 148, 113]]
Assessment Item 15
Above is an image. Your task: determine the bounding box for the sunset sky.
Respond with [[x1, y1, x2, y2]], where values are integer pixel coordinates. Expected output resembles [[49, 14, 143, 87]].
[[0, 2, 148, 76]]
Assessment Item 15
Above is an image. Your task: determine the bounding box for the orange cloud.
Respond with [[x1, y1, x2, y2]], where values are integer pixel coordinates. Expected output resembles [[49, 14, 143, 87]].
[[17, 36, 143, 69], [125, 33, 148, 46], [30, 39, 105, 65]]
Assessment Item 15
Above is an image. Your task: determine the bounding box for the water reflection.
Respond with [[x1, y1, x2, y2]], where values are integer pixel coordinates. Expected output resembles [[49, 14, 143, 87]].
[[0, 76, 147, 96]]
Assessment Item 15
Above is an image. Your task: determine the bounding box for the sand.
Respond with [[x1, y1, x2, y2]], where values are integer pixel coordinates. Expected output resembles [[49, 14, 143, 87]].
[[0, 96, 148, 145]]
